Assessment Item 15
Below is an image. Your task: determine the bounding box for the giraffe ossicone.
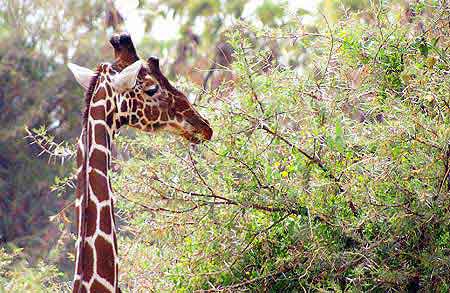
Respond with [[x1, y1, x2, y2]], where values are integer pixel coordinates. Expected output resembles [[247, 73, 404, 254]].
[[69, 32, 212, 293]]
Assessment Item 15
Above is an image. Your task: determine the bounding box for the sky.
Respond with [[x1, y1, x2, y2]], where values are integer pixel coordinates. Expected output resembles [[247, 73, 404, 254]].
[[114, 0, 319, 44]]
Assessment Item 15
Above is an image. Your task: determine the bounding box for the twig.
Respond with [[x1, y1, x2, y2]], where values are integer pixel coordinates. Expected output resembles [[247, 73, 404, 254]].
[[316, 11, 334, 89], [118, 193, 201, 214], [153, 175, 308, 216], [239, 42, 265, 114], [259, 124, 344, 193], [228, 213, 291, 269]]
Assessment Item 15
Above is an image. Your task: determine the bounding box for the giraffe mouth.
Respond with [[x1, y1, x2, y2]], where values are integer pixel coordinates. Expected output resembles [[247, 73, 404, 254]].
[[185, 117, 213, 143], [165, 121, 212, 144], [183, 131, 210, 144]]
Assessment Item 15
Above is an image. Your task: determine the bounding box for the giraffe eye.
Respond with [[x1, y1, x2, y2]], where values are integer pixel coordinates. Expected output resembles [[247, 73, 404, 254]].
[[144, 84, 159, 96]]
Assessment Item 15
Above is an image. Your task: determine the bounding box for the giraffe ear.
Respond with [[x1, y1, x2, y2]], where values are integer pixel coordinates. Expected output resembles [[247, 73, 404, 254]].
[[67, 63, 95, 90], [111, 59, 143, 92]]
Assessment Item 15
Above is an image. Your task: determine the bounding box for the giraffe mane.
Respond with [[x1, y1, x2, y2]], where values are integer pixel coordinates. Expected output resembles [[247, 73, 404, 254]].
[[77, 65, 102, 293], [82, 66, 102, 127]]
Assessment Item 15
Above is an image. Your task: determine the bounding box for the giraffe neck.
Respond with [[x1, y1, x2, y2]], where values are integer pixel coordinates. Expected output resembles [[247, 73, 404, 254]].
[[73, 71, 119, 293]]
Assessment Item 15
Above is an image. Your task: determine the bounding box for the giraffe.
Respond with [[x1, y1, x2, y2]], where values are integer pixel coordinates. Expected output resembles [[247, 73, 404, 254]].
[[67, 32, 212, 293]]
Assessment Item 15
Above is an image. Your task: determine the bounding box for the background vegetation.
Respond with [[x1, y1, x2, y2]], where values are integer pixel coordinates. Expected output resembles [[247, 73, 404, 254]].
[[1, 0, 450, 291]]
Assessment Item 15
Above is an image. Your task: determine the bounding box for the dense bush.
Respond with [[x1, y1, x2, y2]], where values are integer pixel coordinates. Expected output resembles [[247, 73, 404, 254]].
[[2, 1, 450, 292], [112, 3, 450, 291]]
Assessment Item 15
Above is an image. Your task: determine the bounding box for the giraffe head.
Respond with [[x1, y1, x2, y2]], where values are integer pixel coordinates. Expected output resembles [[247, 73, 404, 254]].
[[69, 33, 212, 143]]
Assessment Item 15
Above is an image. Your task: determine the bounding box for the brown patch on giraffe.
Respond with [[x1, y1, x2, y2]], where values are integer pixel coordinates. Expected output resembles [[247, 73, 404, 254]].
[[151, 107, 160, 120], [174, 96, 190, 109], [73, 279, 81, 292], [168, 107, 176, 120], [131, 100, 138, 112], [106, 112, 114, 128], [94, 124, 107, 146], [92, 87, 106, 103], [77, 144, 84, 167], [136, 100, 143, 109], [95, 236, 115, 286], [183, 110, 196, 117], [144, 106, 151, 119], [106, 83, 113, 97], [143, 105, 158, 121], [86, 199, 97, 237], [160, 111, 168, 121], [89, 170, 109, 202], [90, 148, 107, 175], [119, 115, 129, 126], [91, 279, 110, 293], [76, 170, 84, 195], [120, 101, 127, 112], [106, 100, 112, 112], [90, 105, 105, 121], [82, 243, 94, 281], [176, 114, 183, 123], [99, 206, 112, 234], [131, 115, 139, 125]]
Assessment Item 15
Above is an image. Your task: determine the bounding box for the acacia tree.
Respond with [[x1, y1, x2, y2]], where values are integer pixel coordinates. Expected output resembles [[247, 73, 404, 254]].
[[106, 1, 450, 291]]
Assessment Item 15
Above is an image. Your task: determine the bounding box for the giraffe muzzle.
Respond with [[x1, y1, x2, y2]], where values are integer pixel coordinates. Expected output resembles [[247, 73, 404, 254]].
[[186, 116, 213, 143]]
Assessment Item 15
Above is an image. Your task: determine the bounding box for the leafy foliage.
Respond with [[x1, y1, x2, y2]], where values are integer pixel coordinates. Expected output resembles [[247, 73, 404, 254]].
[[113, 3, 450, 291]]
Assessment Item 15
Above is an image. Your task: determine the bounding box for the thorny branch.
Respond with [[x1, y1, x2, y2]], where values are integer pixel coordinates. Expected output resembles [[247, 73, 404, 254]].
[[197, 252, 305, 292], [228, 213, 291, 269], [239, 42, 265, 114], [153, 174, 308, 216], [118, 193, 202, 214], [316, 11, 334, 90], [25, 126, 75, 164]]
